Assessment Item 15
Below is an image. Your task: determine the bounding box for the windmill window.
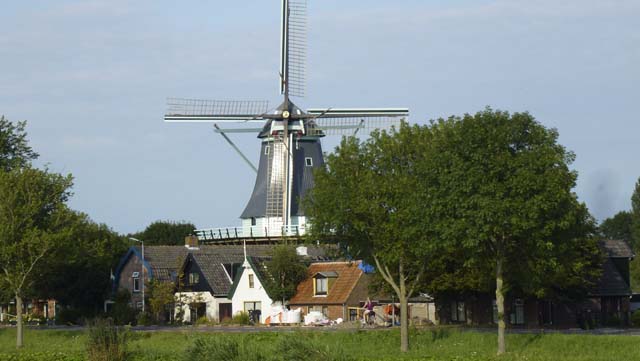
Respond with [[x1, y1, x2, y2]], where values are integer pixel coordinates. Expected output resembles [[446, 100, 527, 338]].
[[305, 157, 313, 167], [265, 146, 270, 155], [251, 217, 256, 226]]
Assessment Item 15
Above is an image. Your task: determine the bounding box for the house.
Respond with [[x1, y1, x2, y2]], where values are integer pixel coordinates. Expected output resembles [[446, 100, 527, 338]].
[[289, 261, 370, 321], [112, 239, 331, 323], [435, 239, 635, 328], [113, 245, 188, 310], [227, 256, 275, 324]]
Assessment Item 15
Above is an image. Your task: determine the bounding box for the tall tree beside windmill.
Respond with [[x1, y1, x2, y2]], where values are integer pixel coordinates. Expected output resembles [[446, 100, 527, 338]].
[[306, 124, 436, 353], [164, 0, 408, 239]]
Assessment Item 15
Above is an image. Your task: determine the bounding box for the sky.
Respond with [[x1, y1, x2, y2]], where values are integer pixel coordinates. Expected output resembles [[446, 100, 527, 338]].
[[1, 0, 639, 234]]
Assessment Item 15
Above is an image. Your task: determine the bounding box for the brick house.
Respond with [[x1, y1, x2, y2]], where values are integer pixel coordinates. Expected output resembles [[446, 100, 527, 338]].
[[289, 261, 370, 321]]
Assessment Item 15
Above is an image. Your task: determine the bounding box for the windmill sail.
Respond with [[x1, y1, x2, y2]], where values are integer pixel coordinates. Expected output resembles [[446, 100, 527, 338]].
[[280, 0, 307, 97], [164, 98, 270, 122]]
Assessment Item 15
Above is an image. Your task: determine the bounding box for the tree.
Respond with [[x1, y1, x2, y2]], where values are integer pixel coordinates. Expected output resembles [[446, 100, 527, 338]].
[[148, 280, 177, 323], [262, 245, 308, 304], [32, 212, 129, 317], [632, 178, 640, 250], [0, 116, 39, 171], [306, 124, 435, 352], [130, 220, 196, 246], [600, 211, 634, 244], [0, 167, 73, 348], [422, 109, 600, 355]]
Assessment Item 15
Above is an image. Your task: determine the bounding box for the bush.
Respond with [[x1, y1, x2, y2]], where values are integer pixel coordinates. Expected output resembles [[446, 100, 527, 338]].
[[227, 312, 250, 325], [0, 352, 84, 361], [631, 310, 640, 327], [137, 312, 153, 326], [86, 318, 129, 361], [184, 337, 267, 361], [195, 316, 210, 326], [56, 308, 83, 325], [276, 336, 354, 361], [184, 337, 239, 361]]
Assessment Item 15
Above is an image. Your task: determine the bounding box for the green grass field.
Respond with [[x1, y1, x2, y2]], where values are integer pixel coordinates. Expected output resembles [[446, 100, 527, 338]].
[[0, 327, 639, 361]]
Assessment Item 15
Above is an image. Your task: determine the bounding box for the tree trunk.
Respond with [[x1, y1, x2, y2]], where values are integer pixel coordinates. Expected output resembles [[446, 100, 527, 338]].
[[399, 262, 409, 353], [496, 258, 506, 355], [16, 294, 23, 348]]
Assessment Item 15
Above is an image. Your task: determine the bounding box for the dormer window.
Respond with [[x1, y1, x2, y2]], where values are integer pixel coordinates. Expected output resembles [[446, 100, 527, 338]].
[[315, 277, 327, 295], [313, 271, 338, 296]]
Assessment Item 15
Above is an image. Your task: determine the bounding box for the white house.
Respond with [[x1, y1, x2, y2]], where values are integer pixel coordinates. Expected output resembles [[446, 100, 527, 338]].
[[228, 256, 275, 324]]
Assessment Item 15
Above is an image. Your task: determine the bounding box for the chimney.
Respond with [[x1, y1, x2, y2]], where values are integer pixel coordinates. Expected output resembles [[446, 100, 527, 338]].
[[296, 246, 308, 256], [185, 235, 199, 249]]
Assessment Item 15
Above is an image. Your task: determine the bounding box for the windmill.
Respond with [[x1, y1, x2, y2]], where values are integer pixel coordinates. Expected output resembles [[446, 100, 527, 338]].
[[165, 0, 409, 239]]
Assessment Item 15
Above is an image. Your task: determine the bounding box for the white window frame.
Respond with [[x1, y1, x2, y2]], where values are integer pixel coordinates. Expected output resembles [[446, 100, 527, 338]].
[[248, 274, 255, 288], [305, 157, 313, 167], [315, 277, 328, 295]]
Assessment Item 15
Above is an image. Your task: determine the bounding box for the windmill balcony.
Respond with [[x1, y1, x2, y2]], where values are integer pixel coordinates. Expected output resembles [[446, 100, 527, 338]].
[[195, 225, 306, 242]]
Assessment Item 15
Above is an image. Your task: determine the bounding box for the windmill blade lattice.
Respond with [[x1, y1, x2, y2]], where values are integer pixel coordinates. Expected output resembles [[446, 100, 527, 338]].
[[165, 98, 270, 122]]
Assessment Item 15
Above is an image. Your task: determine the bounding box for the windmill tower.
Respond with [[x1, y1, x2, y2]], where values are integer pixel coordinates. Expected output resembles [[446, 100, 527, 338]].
[[165, 0, 409, 239]]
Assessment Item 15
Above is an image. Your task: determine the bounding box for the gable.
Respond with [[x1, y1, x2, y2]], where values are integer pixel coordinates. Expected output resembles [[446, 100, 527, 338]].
[[290, 262, 364, 305]]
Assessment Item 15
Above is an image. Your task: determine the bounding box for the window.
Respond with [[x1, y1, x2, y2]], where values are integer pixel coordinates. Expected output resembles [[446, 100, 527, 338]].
[[189, 272, 200, 285], [244, 301, 261, 312], [510, 299, 525, 325], [305, 157, 313, 167], [136, 302, 143, 310], [315, 277, 328, 295], [133, 277, 140, 292], [265, 146, 270, 155], [251, 217, 256, 226], [248, 274, 255, 288], [450, 301, 465, 322]]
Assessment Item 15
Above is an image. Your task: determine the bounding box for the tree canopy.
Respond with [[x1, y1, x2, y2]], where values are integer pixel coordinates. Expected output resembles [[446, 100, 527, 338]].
[[0, 166, 74, 347], [262, 245, 308, 304], [0, 116, 38, 171], [306, 123, 436, 352], [421, 108, 600, 354], [600, 211, 634, 244], [130, 220, 196, 245]]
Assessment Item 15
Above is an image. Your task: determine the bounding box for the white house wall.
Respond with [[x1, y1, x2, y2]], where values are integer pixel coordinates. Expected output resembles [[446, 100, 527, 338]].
[[175, 291, 231, 323], [231, 266, 274, 324]]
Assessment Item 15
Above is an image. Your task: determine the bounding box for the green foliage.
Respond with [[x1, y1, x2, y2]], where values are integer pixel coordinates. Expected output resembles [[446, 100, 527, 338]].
[[184, 338, 243, 361], [306, 122, 437, 352], [632, 177, 640, 250], [33, 211, 129, 317], [109, 290, 137, 326], [422, 108, 601, 298], [0, 116, 39, 172], [600, 211, 634, 244], [130, 220, 196, 246], [3, 328, 640, 360], [276, 336, 355, 361], [147, 280, 176, 324], [262, 245, 308, 303], [222, 312, 250, 325], [136, 313, 153, 326], [631, 310, 640, 327], [86, 318, 129, 361]]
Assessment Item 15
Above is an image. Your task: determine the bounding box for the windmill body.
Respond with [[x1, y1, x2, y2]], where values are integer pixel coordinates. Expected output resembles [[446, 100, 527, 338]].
[[165, 0, 409, 241]]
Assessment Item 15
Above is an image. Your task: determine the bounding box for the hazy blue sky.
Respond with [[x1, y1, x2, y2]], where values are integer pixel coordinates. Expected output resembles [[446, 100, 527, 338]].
[[1, 0, 638, 234]]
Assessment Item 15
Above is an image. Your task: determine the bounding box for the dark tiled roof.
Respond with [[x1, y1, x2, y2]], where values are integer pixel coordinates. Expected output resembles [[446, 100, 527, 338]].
[[593, 258, 632, 297], [289, 261, 364, 305], [132, 244, 330, 293], [137, 246, 188, 282], [601, 239, 634, 258]]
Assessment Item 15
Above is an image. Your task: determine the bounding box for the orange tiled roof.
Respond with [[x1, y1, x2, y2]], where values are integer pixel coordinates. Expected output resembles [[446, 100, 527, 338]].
[[289, 261, 363, 305]]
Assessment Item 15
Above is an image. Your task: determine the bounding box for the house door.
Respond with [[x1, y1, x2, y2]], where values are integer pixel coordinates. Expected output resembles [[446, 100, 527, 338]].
[[219, 303, 232, 322]]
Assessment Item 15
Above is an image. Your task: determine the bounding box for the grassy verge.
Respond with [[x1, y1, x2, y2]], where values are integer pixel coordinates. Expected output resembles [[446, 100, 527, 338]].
[[0, 327, 639, 361]]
